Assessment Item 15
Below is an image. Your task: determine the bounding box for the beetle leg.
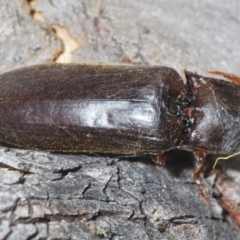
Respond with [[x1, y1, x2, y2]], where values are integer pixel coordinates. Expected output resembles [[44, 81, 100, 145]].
[[207, 70, 240, 87], [193, 149, 211, 205], [155, 153, 168, 166]]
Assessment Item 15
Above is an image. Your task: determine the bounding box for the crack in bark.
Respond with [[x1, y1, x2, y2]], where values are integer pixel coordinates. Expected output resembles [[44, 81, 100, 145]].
[[82, 181, 91, 197]]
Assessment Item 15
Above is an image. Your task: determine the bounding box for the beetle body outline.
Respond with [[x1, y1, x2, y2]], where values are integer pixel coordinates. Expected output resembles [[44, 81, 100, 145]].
[[1, 63, 239, 204]]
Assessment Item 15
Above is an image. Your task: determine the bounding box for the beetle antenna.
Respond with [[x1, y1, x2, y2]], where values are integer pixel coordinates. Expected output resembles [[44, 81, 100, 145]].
[[213, 151, 240, 168], [207, 70, 240, 87]]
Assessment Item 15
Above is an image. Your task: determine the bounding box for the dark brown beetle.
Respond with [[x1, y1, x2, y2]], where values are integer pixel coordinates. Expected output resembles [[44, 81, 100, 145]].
[[0, 63, 239, 203], [0, 64, 184, 155]]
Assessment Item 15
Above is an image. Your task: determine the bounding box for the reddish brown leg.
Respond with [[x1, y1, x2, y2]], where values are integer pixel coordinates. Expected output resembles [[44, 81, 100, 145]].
[[155, 153, 168, 166], [207, 70, 240, 87], [193, 149, 211, 205]]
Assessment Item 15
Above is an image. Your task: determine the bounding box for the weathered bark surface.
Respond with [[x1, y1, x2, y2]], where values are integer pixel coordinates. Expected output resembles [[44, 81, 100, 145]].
[[0, 0, 240, 239], [1, 148, 239, 240]]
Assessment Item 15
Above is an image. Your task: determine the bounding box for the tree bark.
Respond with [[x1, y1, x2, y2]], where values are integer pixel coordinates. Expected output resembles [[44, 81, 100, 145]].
[[0, 0, 240, 239]]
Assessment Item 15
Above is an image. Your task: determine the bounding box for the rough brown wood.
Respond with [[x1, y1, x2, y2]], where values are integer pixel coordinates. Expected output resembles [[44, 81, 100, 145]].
[[0, 0, 240, 239]]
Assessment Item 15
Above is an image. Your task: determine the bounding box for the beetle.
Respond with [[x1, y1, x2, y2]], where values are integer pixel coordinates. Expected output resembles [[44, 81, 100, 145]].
[[0, 63, 239, 203]]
